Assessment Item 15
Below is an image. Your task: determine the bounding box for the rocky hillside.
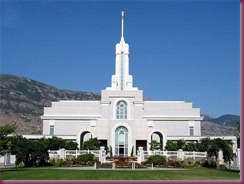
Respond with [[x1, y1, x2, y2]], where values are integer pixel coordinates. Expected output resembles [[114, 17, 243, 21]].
[[201, 121, 238, 136], [0, 74, 100, 134], [0, 74, 239, 136]]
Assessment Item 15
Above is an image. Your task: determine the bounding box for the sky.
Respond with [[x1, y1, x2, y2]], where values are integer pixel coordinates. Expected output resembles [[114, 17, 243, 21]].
[[1, 0, 240, 118]]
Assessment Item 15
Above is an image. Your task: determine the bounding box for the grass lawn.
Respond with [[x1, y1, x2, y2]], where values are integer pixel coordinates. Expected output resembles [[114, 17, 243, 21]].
[[0, 167, 240, 180]]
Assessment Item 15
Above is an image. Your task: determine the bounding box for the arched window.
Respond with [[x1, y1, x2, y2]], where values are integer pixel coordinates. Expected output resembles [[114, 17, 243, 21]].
[[115, 126, 128, 156], [116, 101, 127, 119]]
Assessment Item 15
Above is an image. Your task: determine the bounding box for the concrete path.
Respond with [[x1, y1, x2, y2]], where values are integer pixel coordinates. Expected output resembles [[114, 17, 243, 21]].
[[55, 166, 188, 171]]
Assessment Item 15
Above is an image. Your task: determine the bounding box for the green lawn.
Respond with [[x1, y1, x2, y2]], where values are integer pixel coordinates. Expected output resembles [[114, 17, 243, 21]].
[[0, 167, 240, 180]]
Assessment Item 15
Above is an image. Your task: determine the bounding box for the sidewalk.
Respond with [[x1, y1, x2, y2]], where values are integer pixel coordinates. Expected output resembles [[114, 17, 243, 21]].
[[56, 166, 188, 171]]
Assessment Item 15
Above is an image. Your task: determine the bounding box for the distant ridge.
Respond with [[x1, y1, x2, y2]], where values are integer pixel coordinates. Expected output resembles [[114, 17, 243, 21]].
[[210, 114, 240, 127], [0, 74, 100, 134], [0, 74, 239, 136]]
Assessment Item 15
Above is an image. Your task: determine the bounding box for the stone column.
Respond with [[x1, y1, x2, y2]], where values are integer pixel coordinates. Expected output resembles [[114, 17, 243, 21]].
[[60, 148, 66, 159], [99, 146, 105, 164], [177, 149, 184, 160], [236, 148, 240, 169], [138, 147, 144, 163], [218, 150, 224, 165]]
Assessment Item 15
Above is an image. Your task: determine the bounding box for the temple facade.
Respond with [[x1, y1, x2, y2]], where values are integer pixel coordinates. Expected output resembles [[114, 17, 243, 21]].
[[40, 12, 236, 156]]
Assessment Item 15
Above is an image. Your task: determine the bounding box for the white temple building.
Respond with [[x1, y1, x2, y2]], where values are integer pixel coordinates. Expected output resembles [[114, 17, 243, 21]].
[[39, 11, 237, 156]]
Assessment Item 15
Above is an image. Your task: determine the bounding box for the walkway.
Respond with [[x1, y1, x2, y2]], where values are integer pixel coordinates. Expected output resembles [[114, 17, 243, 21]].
[[56, 166, 188, 171]]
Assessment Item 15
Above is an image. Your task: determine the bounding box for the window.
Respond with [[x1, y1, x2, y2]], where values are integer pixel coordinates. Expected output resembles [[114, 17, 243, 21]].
[[189, 126, 194, 136], [120, 52, 124, 90], [115, 126, 128, 156], [50, 126, 54, 135], [116, 101, 127, 119]]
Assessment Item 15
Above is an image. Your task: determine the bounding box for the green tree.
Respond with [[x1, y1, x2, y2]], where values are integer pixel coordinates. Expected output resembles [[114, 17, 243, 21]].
[[199, 137, 235, 169], [43, 136, 78, 150], [8, 136, 49, 167], [0, 124, 16, 155], [149, 140, 161, 151], [64, 141, 78, 150], [165, 141, 178, 151], [165, 140, 186, 151], [177, 139, 186, 150], [82, 137, 100, 150], [44, 136, 66, 150], [183, 141, 198, 151], [197, 137, 212, 152]]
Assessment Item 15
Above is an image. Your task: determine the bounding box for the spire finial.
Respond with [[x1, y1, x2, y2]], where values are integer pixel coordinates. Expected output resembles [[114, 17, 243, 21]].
[[121, 10, 125, 41]]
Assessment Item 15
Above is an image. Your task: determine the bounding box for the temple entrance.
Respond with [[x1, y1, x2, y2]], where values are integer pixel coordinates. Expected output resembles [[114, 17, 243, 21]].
[[115, 126, 128, 156], [119, 146, 124, 155]]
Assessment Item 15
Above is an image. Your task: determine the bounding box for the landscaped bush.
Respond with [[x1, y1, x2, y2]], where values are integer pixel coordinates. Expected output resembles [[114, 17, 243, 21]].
[[62, 158, 73, 167], [77, 153, 95, 164], [202, 159, 216, 168], [193, 161, 202, 168], [17, 162, 25, 168], [100, 162, 113, 168], [50, 158, 63, 167], [179, 161, 187, 168], [165, 158, 184, 167], [147, 155, 166, 166]]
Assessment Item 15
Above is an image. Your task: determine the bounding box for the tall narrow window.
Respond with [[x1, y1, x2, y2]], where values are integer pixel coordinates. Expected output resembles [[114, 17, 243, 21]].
[[189, 126, 194, 136], [50, 126, 54, 135], [120, 52, 124, 90], [115, 126, 128, 156], [116, 101, 127, 119]]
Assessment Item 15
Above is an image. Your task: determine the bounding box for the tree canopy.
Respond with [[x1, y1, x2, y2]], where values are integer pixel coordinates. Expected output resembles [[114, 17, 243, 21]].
[[81, 137, 100, 150], [0, 124, 16, 155], [149, 140, 161, 151]]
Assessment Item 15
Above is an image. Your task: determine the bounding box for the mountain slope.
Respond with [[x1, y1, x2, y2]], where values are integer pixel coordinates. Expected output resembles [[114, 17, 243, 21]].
[[0, 74, 101, 134], [201, 121, 238, 136], [210, 114, 240, 127]]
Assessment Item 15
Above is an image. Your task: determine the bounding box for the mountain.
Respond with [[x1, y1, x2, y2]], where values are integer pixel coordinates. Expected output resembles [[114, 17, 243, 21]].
[[0, 74, 101, 134], [0, 74, 239, 136], [201, 121, 238, 136], [210, 114, 240, 127]]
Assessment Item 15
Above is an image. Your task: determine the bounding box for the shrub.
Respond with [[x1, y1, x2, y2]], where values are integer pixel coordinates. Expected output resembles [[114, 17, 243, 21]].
[[77, 153, 94, 163], [148, 155, 166, 166], [100, 162, 112, 168], [202, 160, 216, 168], [165, 158, 183, 167], [63, 158, 73, 167], [50, 158, 63, 167], [17, 162, 25, 168], [193, 161, 202, 168], [179, 161, 187, 168]]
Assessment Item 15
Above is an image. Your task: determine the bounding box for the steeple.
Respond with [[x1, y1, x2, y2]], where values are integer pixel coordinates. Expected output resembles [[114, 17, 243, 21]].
[[106, 11, 138, 91], [121, 10, 125, 42]]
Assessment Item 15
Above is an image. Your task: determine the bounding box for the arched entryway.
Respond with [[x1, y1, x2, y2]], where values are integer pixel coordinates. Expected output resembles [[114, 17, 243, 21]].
[[115, 126, 128, 156], [150, 131, 163, 150], [80, 131, 92, 149]]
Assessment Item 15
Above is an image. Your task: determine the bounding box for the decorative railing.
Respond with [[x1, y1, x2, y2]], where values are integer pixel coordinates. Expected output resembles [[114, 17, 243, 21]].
[[136, 147, 207, 163], [48, 147, 106, 163]]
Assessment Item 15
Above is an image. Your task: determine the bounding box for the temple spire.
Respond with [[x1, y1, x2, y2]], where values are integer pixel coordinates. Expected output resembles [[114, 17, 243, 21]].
[[106, 11, 138, 91], [121, 10, 124, 41]]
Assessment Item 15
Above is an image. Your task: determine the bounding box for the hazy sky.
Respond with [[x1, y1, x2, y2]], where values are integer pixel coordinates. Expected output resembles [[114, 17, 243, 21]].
[[1, 0, 240, 118]]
